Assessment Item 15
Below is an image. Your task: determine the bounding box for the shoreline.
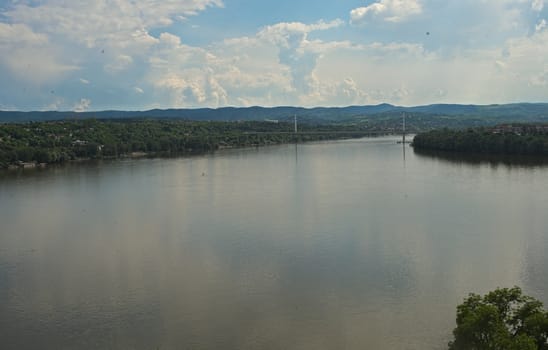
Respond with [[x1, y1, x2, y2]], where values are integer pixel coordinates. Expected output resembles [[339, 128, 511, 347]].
[[1, 135, 369, 171]]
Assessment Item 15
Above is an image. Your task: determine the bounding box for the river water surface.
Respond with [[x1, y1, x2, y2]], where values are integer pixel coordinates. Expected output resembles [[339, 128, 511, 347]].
[[1, 136, 548, 349]]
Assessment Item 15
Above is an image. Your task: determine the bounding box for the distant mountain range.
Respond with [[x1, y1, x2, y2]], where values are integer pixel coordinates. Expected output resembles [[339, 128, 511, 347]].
[[2, 103, 548, 127]]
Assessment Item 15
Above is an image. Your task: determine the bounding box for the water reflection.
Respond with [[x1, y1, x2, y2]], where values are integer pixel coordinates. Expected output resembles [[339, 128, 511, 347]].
[[521, 212, 548, 305], [413, 148, 548, 169], [1, 137, 548, 349]]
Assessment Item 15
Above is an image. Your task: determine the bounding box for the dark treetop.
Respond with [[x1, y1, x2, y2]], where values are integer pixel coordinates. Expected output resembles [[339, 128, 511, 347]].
[[449, 287, 548, 350], [412, 124, 548, 156], [0, 119, 369, 168]]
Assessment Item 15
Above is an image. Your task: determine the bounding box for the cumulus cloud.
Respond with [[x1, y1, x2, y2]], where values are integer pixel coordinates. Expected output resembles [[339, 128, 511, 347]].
[[143, 19, 346, 107], [499, 29, 548, 94], [153, 72, 228, 107], [0, 22, 48, 46], [0, 0, 223, 88], [532, 0, 544, 12], [350, 0, 422, 25], [4, 0, 223, 50], [105, 55, 134, 73], [2, 0, 548, 109], [74, 98, 91, 112], [258, 20, 344, 45], [257, 20, 344, 94], [145, 38, 228, 106], [299, 77, 370, 106], [0, 22, 77, 84], [159, 32, 182, 47], [536, 19, 547, 32]]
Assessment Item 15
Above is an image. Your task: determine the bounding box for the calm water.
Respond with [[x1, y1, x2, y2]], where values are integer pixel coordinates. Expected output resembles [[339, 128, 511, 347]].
[[1, 136, 548, 349]]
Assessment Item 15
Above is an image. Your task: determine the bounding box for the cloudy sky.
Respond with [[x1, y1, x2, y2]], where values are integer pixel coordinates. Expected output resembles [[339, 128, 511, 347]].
[[0, 0, 547, 111]]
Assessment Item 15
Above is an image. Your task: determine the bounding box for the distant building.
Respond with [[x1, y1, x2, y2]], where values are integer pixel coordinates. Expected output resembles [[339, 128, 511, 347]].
[[491, 124, 548, 135]]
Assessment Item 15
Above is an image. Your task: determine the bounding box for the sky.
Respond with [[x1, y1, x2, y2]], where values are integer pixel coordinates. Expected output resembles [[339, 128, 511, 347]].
[[0, 0, 548, 111]]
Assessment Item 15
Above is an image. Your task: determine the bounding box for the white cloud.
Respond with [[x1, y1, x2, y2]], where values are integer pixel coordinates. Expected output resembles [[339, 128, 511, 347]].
[[532, 0, 544, 12], [530, 71, 548, 86], [350, 0, 422, 25], [299, 77, 370, 106], [153, 72, 228, 107], [44, 97, 65, 111], [74, 98, 91, 112], [4, 0, 223, 49], [258, 19, 344, 47], [0, 22, 48, 47], [143, 19, 347, 107], [0, 0, 223, 88], [159, 32, 182, 47], [205, 21, 433, 107], [2, 0, 548, 109], [256, 20, 344, 94], [105, 55, 134, 73], [0, 22, 77, 84], [142, 10, 548, 108], [536, 19, 547, 32], [499, 29, 548, 94], [2, 48, 77, 85], [146, 37, 231, 107]]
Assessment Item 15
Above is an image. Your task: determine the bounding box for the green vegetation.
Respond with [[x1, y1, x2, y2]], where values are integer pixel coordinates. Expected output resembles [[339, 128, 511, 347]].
[[0, 119, 370, 168], [3, 103, 548, 128], [413, 125, 548, 156], [449, 287, 548, 350]]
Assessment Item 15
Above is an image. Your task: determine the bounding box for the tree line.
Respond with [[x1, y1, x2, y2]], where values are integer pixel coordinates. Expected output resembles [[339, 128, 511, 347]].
[[412, 126, 548, 156], [0, 119, 367, 168]]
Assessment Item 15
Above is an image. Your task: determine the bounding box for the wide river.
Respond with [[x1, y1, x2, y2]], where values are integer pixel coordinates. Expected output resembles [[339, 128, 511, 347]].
[[1, 136, 548, 349]]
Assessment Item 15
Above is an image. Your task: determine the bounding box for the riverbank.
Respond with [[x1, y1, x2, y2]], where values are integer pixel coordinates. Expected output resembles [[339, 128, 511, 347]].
[[412, 125, 548, 156], [0, 119, 373, 170]]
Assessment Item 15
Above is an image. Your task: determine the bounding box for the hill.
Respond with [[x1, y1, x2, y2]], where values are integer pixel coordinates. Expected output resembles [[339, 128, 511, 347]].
[[2, 103, 548, 130]]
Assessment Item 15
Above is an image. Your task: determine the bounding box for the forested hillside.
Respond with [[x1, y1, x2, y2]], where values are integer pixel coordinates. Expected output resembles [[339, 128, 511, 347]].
[[2, 103, 548, 128]]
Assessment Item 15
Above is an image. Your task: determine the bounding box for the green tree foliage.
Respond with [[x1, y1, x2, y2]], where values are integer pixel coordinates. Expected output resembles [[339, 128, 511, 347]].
[[0, 119, 366, 168], [449, 287, 548, 350], [413, 126, 548, 156]]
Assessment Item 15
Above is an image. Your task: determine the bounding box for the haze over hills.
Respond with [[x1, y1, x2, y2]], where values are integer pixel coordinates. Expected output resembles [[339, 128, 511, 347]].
[[1, 103, 548, 130]]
